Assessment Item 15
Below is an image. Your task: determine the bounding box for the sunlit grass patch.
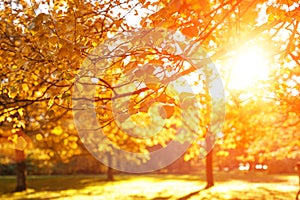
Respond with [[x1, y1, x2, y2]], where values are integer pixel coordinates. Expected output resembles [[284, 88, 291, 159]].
[[188, 173, 299, 200], [0, 173, 298, 200]]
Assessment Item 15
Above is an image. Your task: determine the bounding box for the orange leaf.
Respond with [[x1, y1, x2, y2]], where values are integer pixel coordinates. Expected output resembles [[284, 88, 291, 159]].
[[181, 26, 198, 38], [160, 105, 175, 119]]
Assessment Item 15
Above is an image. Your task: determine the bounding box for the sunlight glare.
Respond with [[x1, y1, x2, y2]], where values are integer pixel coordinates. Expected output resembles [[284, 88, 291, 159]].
[[228, 46, 269, 90]]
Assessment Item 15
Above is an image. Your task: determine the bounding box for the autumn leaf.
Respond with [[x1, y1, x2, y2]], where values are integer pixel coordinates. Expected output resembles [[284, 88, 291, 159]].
[[14, 136, 28, 151], [51, 126, 63, 135], [159, 104, 175, 119], [181, 26, 198, 38]]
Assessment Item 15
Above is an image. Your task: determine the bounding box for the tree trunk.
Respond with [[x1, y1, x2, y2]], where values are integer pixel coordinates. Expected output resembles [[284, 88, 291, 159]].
[[107, 166, 114, 181], [15, 149, 27, 192], [107, 153, 114, 181], [205, 148, 214, 189], [205, 133, 214, 189]]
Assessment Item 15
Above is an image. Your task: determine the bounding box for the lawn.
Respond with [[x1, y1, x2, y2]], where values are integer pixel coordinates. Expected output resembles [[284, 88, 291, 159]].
[[0, 172, 298, 200]]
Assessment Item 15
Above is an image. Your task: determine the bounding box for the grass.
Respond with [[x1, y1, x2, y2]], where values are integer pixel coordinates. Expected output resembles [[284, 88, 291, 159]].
[[0, 172, 298, 200]]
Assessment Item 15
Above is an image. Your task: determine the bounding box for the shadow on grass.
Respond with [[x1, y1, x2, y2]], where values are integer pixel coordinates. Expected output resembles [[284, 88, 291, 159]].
[[176, 186, 209, 200], [0, 174, 109, 195]]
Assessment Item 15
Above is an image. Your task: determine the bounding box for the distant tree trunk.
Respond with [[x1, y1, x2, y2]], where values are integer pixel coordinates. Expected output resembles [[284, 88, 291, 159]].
[[107, 153, 114, 181], [296, 162, 300, 200], [205, 133, 214, 189], [107, 166, 114, 181], [15, 149, 27, 192], [205, 149, 214, 189]]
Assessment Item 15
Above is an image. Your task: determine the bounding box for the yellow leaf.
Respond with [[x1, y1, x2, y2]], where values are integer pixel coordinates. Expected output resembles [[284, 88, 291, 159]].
[[48, 97, 55, 109], [7, 117, 12, 122], [14, 136, 27, 151], [70, 142, 78, 149], [17, 120, 26, 129], [92, 41, 97, 47], [17, 108, 24, 117], [8, 87, 18, 98], [8, 134, 18, 144], [63, 138, 68, 145], [22, 83, 29, 92], [145, 75, 161, 90], [145, 82, 160, 90], [184, 154, 191, 161], [36, 134, 43, 141], [51, 126, 63, 135]]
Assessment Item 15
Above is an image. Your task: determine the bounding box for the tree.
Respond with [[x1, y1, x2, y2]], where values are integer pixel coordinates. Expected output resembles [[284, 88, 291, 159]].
[[0, 91, 84, 190], [142, 0, 300, 187], [0, 0, 129, 190]]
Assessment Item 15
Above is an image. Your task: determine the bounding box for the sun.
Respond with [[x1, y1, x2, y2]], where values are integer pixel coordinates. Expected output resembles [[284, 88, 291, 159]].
[[228, 46, 270, 90]]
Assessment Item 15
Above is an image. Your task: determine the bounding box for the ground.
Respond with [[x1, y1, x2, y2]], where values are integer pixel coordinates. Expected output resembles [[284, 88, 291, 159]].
[[0, 172, 298, 200]]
